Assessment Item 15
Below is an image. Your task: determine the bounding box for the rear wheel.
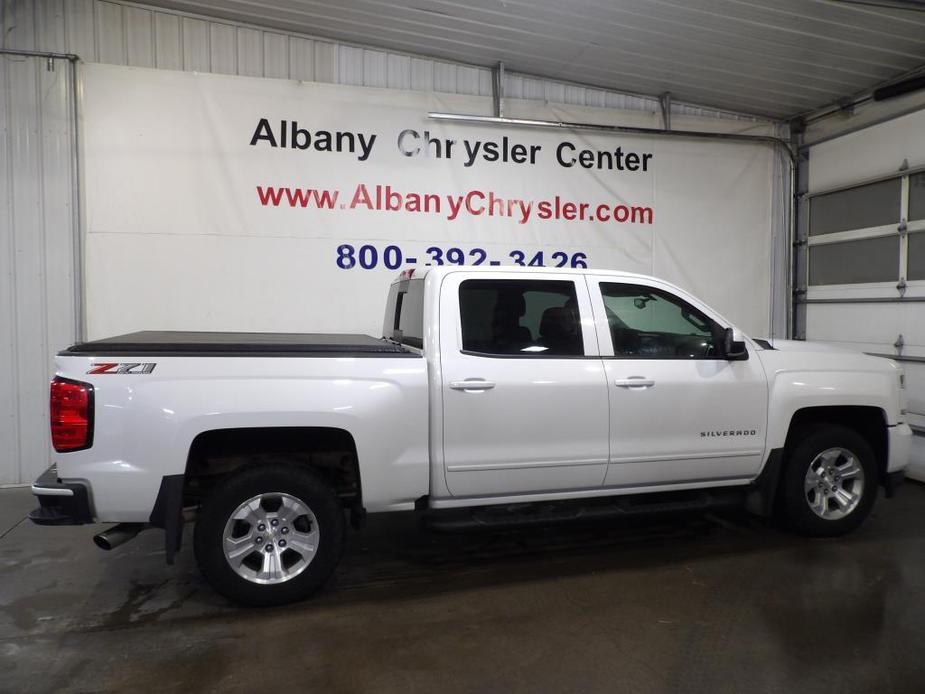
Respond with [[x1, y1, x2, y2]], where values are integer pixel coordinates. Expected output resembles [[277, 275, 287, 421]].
[[193, 464, 345, 606], [778, 425, 878, 537]]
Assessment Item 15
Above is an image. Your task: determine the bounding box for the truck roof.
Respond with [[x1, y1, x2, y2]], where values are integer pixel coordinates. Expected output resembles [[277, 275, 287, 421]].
[[392, 265, 665, 284]]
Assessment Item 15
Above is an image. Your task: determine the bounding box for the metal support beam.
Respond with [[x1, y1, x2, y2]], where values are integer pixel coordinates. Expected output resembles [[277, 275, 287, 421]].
[[790, 119, 808, 340], [659, 92, 672, 131], [492, 62, 505, 118], [801, 297, 925, 304], [0, 48, 79, 61], [427, 112, 796, 161]]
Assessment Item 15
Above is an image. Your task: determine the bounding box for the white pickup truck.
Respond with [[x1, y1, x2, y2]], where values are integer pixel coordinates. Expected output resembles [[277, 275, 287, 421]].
[[31, 266, 912, 605]]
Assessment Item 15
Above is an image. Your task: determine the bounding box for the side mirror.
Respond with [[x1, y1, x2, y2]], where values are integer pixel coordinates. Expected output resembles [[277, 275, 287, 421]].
[[722, 327, 748, 360]]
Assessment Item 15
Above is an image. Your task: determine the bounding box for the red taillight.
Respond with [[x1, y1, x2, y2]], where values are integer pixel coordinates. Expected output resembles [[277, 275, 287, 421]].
[[50, 377, 93, 452]]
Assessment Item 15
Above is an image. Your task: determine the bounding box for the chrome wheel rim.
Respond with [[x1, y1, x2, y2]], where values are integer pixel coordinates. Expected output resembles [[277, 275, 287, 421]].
[[222, 492, 319, 585], [804, 447, 865, 520]]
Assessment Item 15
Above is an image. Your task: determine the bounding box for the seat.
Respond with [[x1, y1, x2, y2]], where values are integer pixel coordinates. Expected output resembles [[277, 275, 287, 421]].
[[491, 291, 532, 352], [539, 307, 582, 355]]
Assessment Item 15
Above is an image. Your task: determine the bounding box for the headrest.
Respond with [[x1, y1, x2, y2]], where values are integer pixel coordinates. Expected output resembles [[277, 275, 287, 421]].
[[493, 291, 526, 318], [540, 307, 576, 339]]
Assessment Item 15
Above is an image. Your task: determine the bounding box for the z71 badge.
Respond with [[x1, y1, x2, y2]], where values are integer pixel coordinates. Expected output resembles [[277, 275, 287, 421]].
[[87, 363, 157, 375]]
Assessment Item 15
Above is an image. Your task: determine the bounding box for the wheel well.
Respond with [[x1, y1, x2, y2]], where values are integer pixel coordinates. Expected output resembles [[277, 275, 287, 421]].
[[785, 406, 888, 482], [184, 427, 361, 507]]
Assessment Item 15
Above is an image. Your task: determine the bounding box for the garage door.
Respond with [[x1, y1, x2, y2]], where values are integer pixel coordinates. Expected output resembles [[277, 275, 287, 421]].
[[804, 170, 925, 477]]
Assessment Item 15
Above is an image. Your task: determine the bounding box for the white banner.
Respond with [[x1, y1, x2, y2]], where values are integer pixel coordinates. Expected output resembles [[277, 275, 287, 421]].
[[82, 64, 774, 338]]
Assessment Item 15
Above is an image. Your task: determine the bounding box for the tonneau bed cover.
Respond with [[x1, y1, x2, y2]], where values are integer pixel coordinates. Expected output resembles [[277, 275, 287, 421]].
[[61, 331, 416, 357]]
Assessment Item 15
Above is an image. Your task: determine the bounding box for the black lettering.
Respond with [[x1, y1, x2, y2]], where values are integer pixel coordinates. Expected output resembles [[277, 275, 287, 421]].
[[250, 118, 277, 147], [614, 147, 625, 171], [335, 130, 355, 154], [357, 133, 376, 161], [424, 131, 443, 158], [557, 141, 576, 167], [464, 140, 482, 167], [314, 130, 332, 152], [291, 121, 310, 149], [398, 129, 419, 157]]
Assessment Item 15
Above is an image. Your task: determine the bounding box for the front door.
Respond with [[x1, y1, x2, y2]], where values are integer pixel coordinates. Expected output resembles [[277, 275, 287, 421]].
[[439, 272, 610, 498], [588, 277, 769, 488]]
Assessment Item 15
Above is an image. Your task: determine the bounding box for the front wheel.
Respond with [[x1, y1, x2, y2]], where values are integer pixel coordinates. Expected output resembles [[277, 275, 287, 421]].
[[193, 464, 345, 606], [777, 425, 878, 537]]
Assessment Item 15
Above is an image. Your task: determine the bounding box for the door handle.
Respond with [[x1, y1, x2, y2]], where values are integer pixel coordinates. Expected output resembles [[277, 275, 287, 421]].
[[614, 377, 655, 388], [449, 379, 496, 391]]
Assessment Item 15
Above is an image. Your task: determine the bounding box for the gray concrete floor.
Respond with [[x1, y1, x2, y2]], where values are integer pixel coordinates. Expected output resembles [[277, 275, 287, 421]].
[[1, 485, 924, 694]]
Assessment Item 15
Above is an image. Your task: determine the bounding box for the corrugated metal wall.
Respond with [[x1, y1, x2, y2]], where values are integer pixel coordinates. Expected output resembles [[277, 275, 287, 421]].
[[0, 0, 773, 485], [19, 0, 762, 122], [0, 46, 79, 485]]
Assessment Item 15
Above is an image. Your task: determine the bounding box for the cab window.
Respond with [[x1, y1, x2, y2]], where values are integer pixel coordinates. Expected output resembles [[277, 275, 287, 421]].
[[459, 279, 584, 356], [383, 279, 425, 348], [600, 283, 722, 359]]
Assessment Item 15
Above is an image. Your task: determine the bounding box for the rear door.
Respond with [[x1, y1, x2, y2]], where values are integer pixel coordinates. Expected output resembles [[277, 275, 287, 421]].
[[587, 277, 769, 488], [439, 271, 610, 498]]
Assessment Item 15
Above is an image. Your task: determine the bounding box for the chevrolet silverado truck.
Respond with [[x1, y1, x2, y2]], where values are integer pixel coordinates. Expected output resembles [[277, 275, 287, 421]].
[[31, 267, 912, 605]]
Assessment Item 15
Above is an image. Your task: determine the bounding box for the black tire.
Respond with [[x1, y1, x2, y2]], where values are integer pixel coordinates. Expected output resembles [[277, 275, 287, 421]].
[[193, 464, 345, 606], [777, 424, 878, 537]]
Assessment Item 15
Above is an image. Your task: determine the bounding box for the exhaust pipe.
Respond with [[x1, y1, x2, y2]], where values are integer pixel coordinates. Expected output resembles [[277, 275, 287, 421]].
[[93, 523, 146, 551]]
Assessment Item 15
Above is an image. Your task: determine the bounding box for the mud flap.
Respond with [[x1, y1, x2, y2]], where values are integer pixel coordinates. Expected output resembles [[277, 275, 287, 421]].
[[745, 448, 784, 517], [149, 475, 185, 565]]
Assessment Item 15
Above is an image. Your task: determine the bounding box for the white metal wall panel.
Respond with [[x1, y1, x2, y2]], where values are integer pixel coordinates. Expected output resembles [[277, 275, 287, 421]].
[[96, 1, 126, 65], [153, 12, 181, 70], [0, 45, 78, 484], [209, 22, 235, 75], [0, 49, 16, 484], [182, 16, 210, 72], [262, 32, 287, 79]]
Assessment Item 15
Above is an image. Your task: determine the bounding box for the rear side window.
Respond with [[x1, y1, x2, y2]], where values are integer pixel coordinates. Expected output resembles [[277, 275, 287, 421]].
[[459, 279, 583, 356], [383, 279, 424, 348]]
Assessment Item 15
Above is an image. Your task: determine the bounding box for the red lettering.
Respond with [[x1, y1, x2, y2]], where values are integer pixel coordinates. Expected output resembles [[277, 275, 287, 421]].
[[256, 186, 284, 206], [466, 190, 485, 215]]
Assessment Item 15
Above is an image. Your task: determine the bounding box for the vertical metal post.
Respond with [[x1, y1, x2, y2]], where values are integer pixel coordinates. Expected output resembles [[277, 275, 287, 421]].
[[69, 57, 85, 342], [791, 122, 809, 340], [659, 92, 672, 131], [492, 62, 505, 118]]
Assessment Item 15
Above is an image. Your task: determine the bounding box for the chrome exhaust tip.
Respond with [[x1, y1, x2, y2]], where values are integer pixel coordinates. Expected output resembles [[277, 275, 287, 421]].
[[93, 522, 146, 551]]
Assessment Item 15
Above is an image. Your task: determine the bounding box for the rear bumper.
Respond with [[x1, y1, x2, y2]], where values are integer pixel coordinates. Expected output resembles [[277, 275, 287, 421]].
[[888, 423, 913, 473], [29, 465, 93, 525]]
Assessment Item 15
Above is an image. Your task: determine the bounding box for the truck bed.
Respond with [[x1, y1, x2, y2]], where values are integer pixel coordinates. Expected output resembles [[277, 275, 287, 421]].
[[61, 331, 417, 358]]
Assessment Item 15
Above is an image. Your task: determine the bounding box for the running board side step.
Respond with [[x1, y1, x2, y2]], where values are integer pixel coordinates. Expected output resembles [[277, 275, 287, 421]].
[[423, 488, 746, 532]]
